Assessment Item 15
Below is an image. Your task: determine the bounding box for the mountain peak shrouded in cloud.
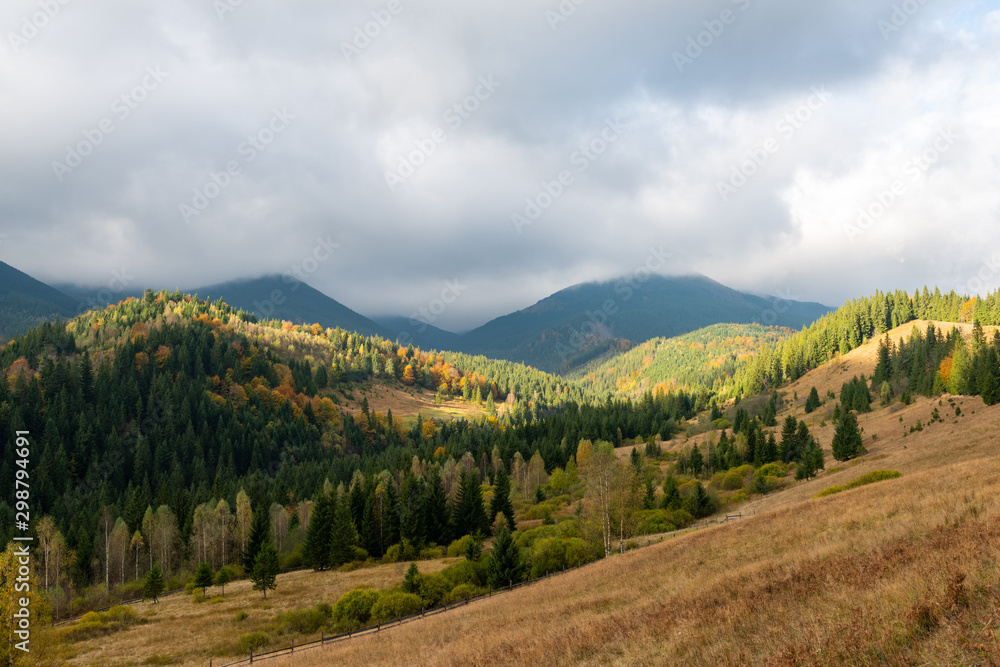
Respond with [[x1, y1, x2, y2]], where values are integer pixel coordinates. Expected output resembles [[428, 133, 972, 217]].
[[1, 2, 997, 327]]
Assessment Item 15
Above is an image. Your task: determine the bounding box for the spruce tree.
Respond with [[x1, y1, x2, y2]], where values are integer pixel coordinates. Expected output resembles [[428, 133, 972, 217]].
[[804, 387, 821, 413], [214, 567, 232, 598], [143, 565, 165, 603], [661, 474, 681, 510], [402, 562, 420, 594], [330, 493, 358, 566], [489, 467, 516, 532], [303, 490, 335, 570], [242, 509, 270, 573], [250, 541, 279, 599], [486, 523, 524, 589], [424, 469, 451, 546], [831, 411, 864, 461], [194, 562, 213, 600], [778, 415, 798, 462], [453, 471, 489, 538], [688, 444, 703, 476]]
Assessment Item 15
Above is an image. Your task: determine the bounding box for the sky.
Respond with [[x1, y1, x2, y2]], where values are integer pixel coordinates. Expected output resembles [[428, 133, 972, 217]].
[[1, 0, 998, 332]]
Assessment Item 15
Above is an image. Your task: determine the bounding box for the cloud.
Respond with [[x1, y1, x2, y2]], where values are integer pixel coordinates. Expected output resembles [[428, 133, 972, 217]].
[[0, 0, 996, 330]]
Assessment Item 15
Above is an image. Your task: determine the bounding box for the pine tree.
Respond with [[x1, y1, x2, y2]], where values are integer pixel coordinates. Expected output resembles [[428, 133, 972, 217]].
[[831, 411, 864, 461], [303, 490, 335, 570], [486, 523, 524, 589], [242, 508, 271, 573], [143, 565, 165, 603], [194, 562, 213, 600], [489, 467, 516, 532], [250, 541, 279, 599], [330, 493, 358, 566]]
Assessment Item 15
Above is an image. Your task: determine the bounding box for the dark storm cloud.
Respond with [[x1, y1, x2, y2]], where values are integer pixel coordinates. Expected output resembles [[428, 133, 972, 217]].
[[0, 0, 997, 331]]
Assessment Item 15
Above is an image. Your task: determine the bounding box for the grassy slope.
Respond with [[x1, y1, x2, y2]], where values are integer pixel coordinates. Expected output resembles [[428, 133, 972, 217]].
[[47, 559, 454, 666]]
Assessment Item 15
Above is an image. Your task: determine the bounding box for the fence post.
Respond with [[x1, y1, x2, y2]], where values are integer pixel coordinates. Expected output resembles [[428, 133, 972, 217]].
[[249, 649, 253, 665], [291, 638, 293, 653], [321, 630, 324, 644]]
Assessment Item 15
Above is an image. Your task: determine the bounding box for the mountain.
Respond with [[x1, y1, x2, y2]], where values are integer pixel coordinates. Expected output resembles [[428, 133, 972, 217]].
[[192, 275, 392, 338], [0, 260, 78, 341], [372, 315, 461, 351], [458, 274, 832, 374]]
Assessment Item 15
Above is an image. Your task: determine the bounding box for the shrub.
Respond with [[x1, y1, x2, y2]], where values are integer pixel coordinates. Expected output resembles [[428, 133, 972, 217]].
[[415, 572, 451, 606], [234, 610, 248, 622], [332, 587, 379, 631], [63, 606, 144, 643], [814, 470, 901, 498], [440, 558, 487, 589], [370, 591, 424, 623], [277, 605, 331, 635], [530, 537, 568, 578], [236, 632, 270, 654], [636, 510, 677, 535], [447, 535, 473, 558], [755, 462, 787, 478], [447, 583, 485, 601], [419, 546, 444, 560]]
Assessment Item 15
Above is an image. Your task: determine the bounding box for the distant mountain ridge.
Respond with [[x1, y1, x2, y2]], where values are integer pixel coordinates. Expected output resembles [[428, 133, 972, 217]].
[[0, 260, 77, 341], [2, 263, 833, 374], [456, 274, 832, 373]]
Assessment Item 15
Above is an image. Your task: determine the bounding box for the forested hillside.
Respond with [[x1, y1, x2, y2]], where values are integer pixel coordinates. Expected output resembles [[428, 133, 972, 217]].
[[726, 287, 1000, 397], [0, 290, 700, 616], [572, 323, 796, 397]]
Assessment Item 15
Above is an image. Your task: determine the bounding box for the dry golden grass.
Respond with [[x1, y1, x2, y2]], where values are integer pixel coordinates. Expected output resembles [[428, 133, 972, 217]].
[[339, 380, 484, 421], [41, 558, 454, 666]]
